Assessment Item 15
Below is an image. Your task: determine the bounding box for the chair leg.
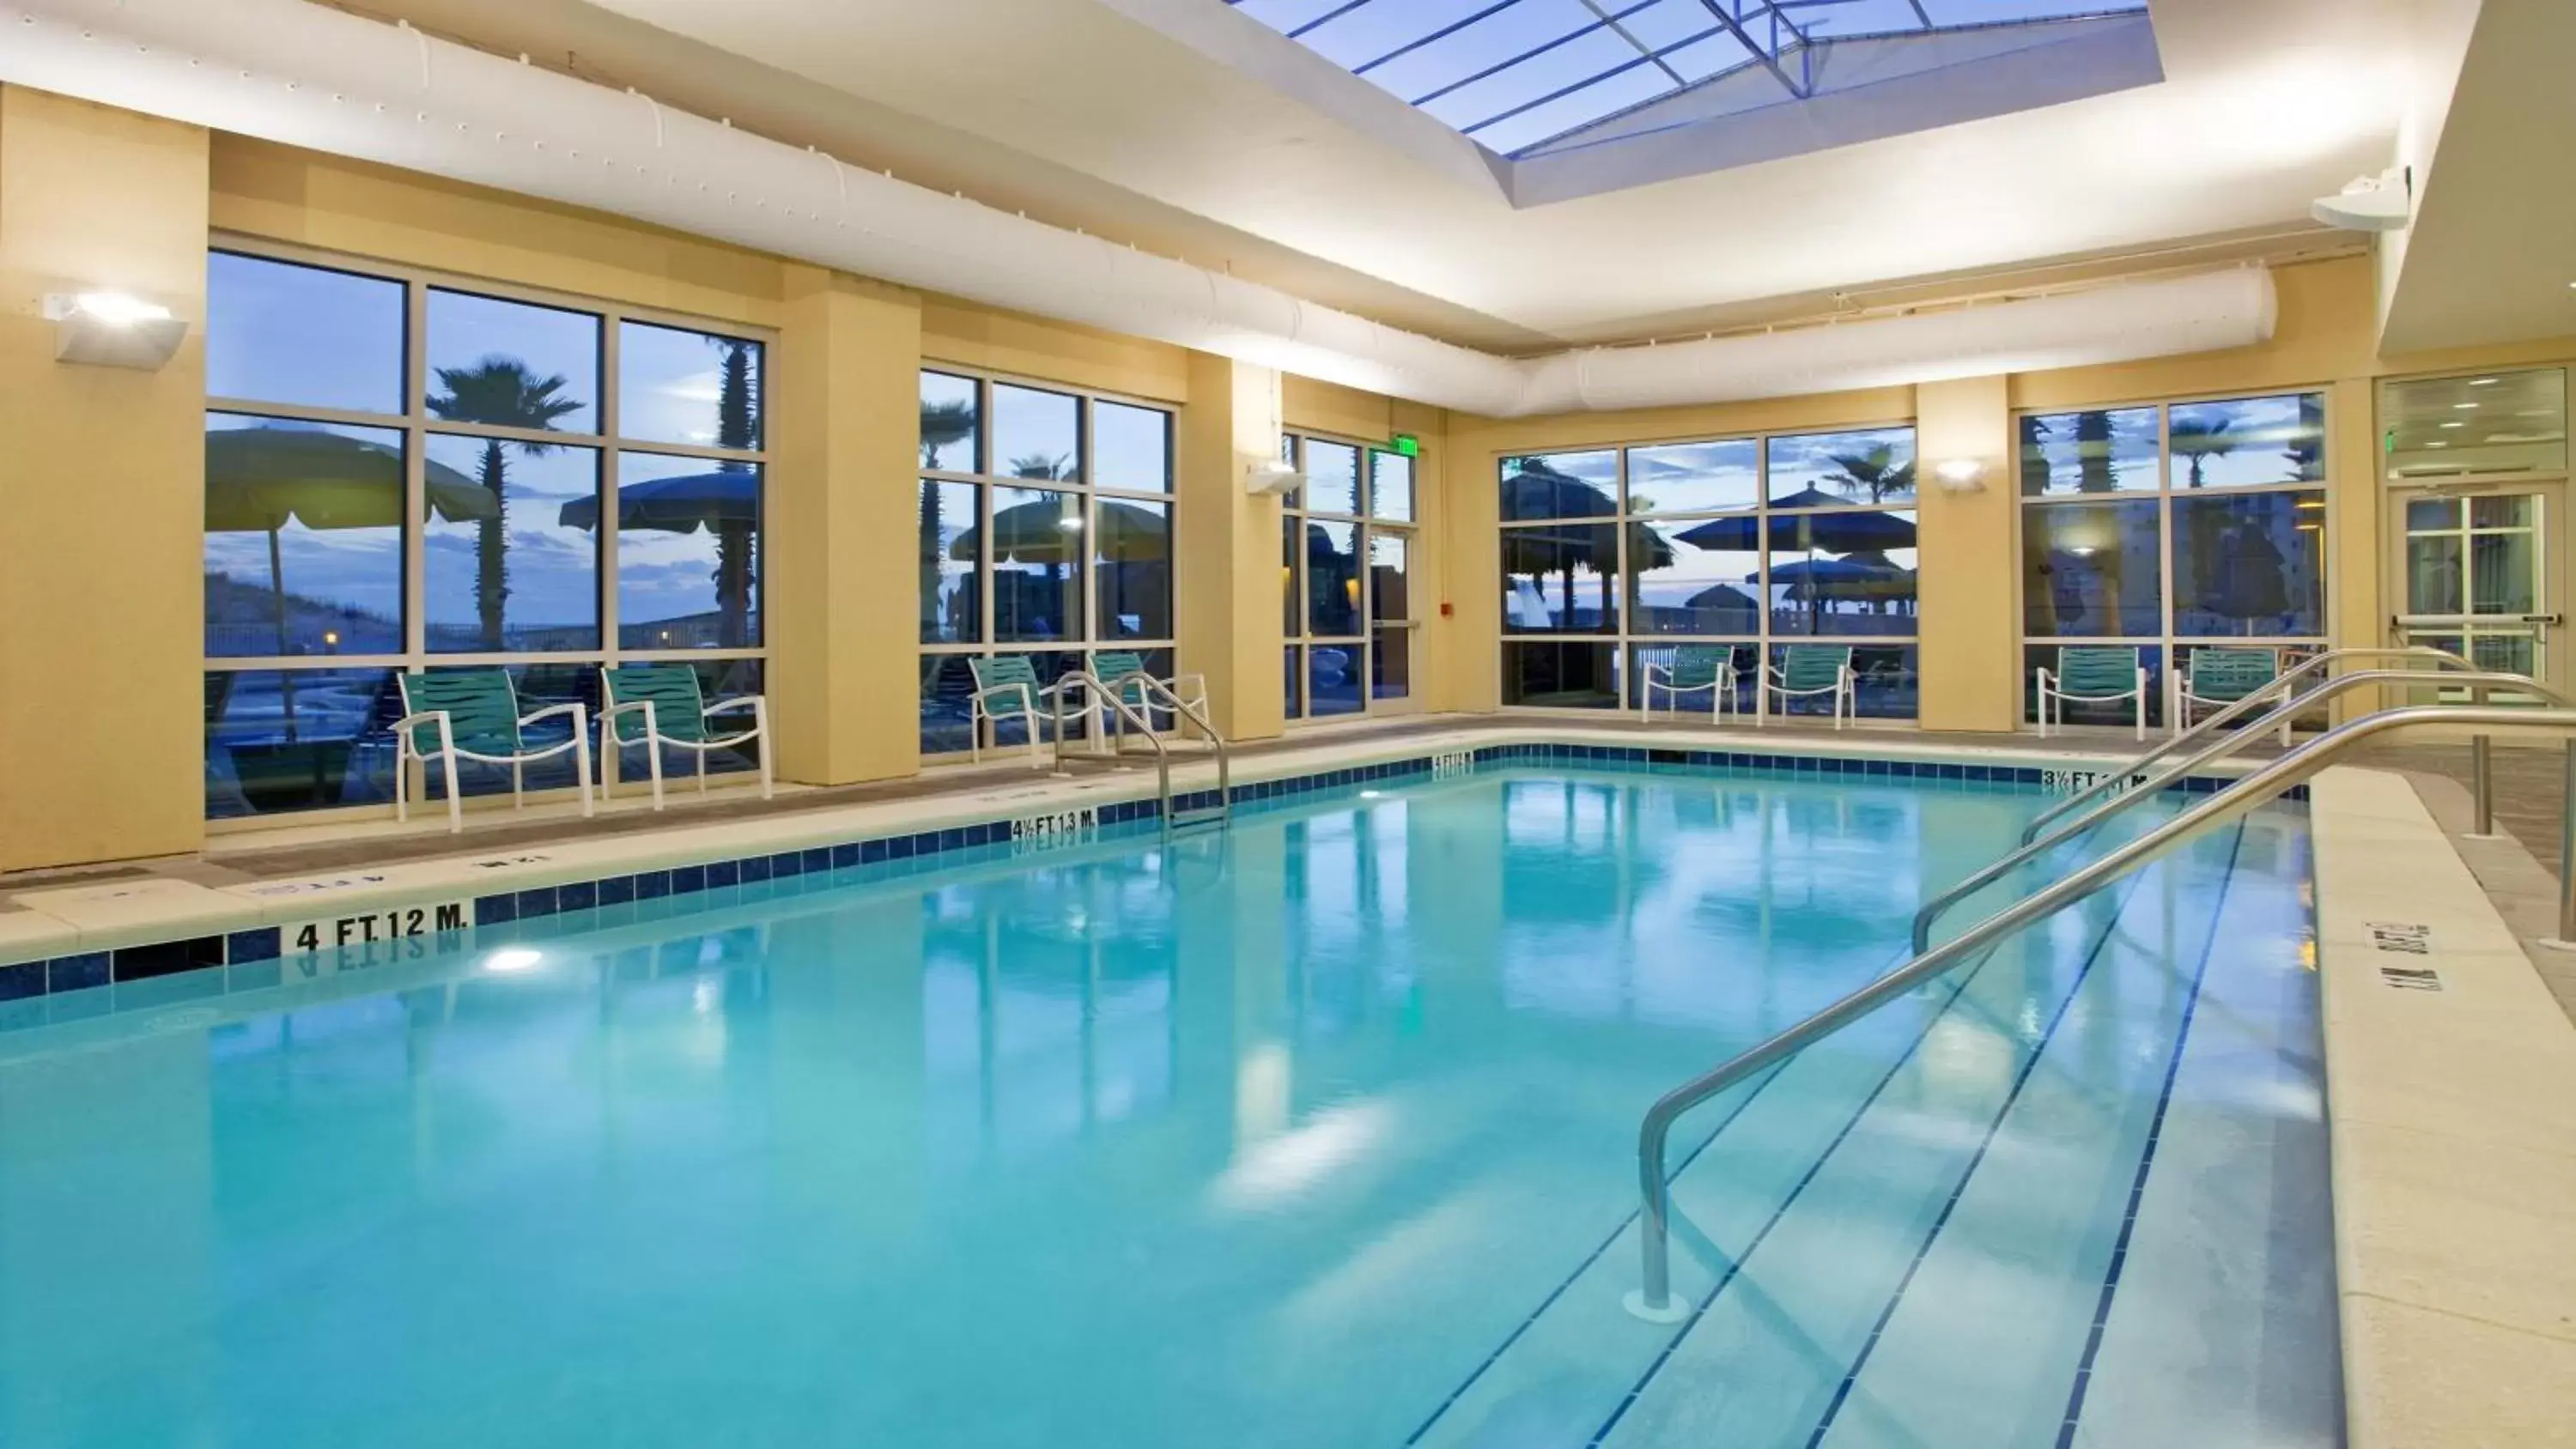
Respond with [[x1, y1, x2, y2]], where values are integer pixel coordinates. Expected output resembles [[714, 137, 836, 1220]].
[[600, 723, 619, 802], [755, 700, 775, 801], [512, 760, 523, 813], [395, 743, 410, 822], [434, 718, 462, 834], [572, 714, 595, 820], [969, 702, 984, 765], [696, 749, 708, 794]]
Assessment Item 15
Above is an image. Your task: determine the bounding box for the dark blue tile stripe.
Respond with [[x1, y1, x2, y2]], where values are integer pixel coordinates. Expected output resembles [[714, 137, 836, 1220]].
[[1579, 860, 2166, 1449], [0, 745, 2290, 1009], [2049, 823, 2250, 1449], [1795, 823, 2247, 1449]]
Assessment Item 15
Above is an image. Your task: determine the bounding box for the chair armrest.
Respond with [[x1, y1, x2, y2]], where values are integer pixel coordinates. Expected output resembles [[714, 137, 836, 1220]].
[[519, 700, 589, 728], [391, 709, 453, 746], [702, 694, 762, 718], [1641, 663, 1670, 683]]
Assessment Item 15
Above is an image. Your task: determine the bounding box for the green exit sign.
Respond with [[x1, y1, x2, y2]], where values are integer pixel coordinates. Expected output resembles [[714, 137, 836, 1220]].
[[1392, 433, 1420, 458]]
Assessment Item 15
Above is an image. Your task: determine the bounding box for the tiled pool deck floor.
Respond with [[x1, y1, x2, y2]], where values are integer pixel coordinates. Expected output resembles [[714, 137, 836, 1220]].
[[3, 716, 2224, 895]]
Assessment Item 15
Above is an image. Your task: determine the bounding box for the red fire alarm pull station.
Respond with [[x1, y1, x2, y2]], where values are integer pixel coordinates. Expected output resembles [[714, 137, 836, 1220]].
[[1440, 602, 1454, 617]]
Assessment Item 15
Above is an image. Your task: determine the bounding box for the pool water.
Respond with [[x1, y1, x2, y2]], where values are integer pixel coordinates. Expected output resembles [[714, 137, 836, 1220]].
[[0, 766, 2339, 1448]]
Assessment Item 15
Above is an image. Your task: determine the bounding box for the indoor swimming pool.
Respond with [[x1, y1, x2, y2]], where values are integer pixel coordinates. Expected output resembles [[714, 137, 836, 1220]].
[[0, 762, 2340, 1448]]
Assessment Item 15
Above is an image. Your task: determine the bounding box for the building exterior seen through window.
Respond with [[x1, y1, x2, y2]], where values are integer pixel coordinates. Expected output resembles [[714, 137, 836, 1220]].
[[1498, 425, 1921, 717], [917, 368, 1178, 756], [1283, 432, 1418, 719], [2018, 391, 2329, 725], [202, 246, 769, 818]]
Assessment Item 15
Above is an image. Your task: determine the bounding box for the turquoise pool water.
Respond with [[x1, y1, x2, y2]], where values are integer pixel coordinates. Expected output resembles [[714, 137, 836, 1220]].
[[0, 766, 2338, 1447]]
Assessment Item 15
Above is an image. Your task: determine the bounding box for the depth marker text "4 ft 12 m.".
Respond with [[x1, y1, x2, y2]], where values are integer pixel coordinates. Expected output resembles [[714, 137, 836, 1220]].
[[291, 902, 470, 954]]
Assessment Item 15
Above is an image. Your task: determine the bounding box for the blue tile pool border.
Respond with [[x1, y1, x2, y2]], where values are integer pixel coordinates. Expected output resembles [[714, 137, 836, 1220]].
[[0, 743, 2306, 1016]]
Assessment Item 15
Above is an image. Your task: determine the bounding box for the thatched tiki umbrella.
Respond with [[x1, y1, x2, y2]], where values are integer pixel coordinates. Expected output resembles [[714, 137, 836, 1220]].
[[1498, 458, 1673, 628], [947, 496, 1170, 639]]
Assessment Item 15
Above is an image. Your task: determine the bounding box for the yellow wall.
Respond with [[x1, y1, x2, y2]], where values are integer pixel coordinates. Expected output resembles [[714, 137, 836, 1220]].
[[0, 89, 210, 870], [17, 90, 2576, 874], [1914, 376, 2015, 732]]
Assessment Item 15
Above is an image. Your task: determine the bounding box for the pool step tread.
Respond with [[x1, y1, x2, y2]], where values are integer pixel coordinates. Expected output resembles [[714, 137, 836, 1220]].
[[1594, 838, 2241, 1449], [1789, 826, 2262, 1449], [2041, 822, 2342, 1449], [1406, 850, 2193, 1449]]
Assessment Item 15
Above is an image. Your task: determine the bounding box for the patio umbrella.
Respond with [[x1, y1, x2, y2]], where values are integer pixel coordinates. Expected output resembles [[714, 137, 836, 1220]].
[[946, 497, 1170, 564], [1500, 458, 1619, 521], [1674, 489, 1917, 553], [206, 425, 495, 652], [560, 465, 760, 646]]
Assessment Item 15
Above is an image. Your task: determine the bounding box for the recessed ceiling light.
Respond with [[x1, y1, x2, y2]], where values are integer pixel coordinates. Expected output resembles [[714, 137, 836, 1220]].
[[2441, 421, 2466, 429], [2427, 441, 2450, 448], [2454, 402, 2480, 409], [2470, 377, 2500, 385]]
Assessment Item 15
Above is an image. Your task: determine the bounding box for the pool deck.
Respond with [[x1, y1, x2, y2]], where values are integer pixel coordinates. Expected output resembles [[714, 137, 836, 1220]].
[[1, 712, 2567, 1448]]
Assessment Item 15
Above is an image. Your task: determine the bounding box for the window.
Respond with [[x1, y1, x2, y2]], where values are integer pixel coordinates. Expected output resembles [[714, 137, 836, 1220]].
[[918, 369, 1177, 756], [1285, 433, 1419, 719], [2019, 391, 2327, 726], [1499, 426, 1921, 717], [203, 246, 769, 818]]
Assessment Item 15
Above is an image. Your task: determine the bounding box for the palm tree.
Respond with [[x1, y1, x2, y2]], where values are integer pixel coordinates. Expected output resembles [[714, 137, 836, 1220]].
[[918, 397, 980, 642], [2020, 415, 2055, 493], [1008, 452, 1074, 481], [701, 340, 761, 646], [2075, 409, 2117, 493], [427, 357, 583, 650], [2168, 413, 2237, 488], [1826, 443, 1916, 504]]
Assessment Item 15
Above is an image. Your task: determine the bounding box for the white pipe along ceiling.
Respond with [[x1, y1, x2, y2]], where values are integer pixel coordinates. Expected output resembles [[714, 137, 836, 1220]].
[[0, 0, 2280, 417]]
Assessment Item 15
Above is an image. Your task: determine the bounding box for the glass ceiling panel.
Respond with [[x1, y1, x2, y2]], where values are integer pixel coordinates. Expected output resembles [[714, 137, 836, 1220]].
[[1227, 0, 2148, 158]]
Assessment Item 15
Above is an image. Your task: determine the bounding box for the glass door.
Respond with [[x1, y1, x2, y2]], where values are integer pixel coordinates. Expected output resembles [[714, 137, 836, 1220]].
[[2391, 483, 2566, 698]]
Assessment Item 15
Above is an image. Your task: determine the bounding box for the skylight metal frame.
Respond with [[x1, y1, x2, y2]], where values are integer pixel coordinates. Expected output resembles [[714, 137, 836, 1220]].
[[1230, 0, 2148, 161]]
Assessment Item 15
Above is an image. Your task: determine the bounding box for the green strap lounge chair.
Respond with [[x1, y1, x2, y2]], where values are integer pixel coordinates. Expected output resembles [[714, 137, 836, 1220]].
[[2037, 646, 2149, 740], [1092, 650, 1210, 739], [598, 664, 773, 809], [1639, 644, 1737, 722], [1762, 644, 1856, 728], [392, 668, 593, 834], [967, 656, 1075, 767], [2174, 646, 2291, 744]]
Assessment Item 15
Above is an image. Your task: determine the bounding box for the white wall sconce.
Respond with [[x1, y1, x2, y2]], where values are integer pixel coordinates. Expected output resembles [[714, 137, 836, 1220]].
[[1932, 457, 1990, 494], [43, 291, 189, 371]]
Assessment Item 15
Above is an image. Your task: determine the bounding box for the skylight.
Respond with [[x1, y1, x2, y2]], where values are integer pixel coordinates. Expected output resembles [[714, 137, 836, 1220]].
[[1228, 0, 2153, 158]]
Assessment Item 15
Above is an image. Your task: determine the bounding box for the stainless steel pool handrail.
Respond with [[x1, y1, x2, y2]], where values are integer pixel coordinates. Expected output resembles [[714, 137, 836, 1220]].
[[1909, 668, 2570, 954], [2019, 646, 2475, 846], [1048, 670, 1231, 839], [1627, 703, 2576, 1321]]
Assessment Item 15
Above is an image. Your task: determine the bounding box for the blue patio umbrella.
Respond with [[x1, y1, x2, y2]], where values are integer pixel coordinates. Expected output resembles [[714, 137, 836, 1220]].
[[1674, 488, 1917, 552], [560, 465, 759, 645]]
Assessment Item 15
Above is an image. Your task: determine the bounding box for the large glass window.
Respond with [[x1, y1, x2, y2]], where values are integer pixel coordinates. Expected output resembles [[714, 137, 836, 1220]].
[[1499, 426, 1921, 718], [1285, 432, 1419, 721], [920, 369, 1178, 756], [2019, 391, 2329, 726], [202, 246, 769, 816]]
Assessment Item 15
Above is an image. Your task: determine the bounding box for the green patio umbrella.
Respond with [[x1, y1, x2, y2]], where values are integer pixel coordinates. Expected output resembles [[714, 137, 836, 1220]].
[[206, 424, 495, 653]]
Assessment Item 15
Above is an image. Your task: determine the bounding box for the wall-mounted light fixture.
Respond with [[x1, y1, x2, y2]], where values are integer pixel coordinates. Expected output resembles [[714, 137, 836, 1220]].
[[1931, 457, 1990, 494], [43, 291, 188, 371]]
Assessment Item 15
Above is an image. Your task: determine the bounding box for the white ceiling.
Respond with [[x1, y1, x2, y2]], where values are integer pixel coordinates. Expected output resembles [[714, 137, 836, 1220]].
[[377, 0, 2420, 350]]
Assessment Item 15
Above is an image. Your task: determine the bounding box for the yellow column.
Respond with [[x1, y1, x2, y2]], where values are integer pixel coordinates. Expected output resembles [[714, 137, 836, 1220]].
[[0, 88, 209, 870], [767, 264, 922, 785], [1176, 352, 1286, 741], [1437, 422, 1501, 712], [2326, 375, 2385, 720], [1915, 375, 2020, 732]]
